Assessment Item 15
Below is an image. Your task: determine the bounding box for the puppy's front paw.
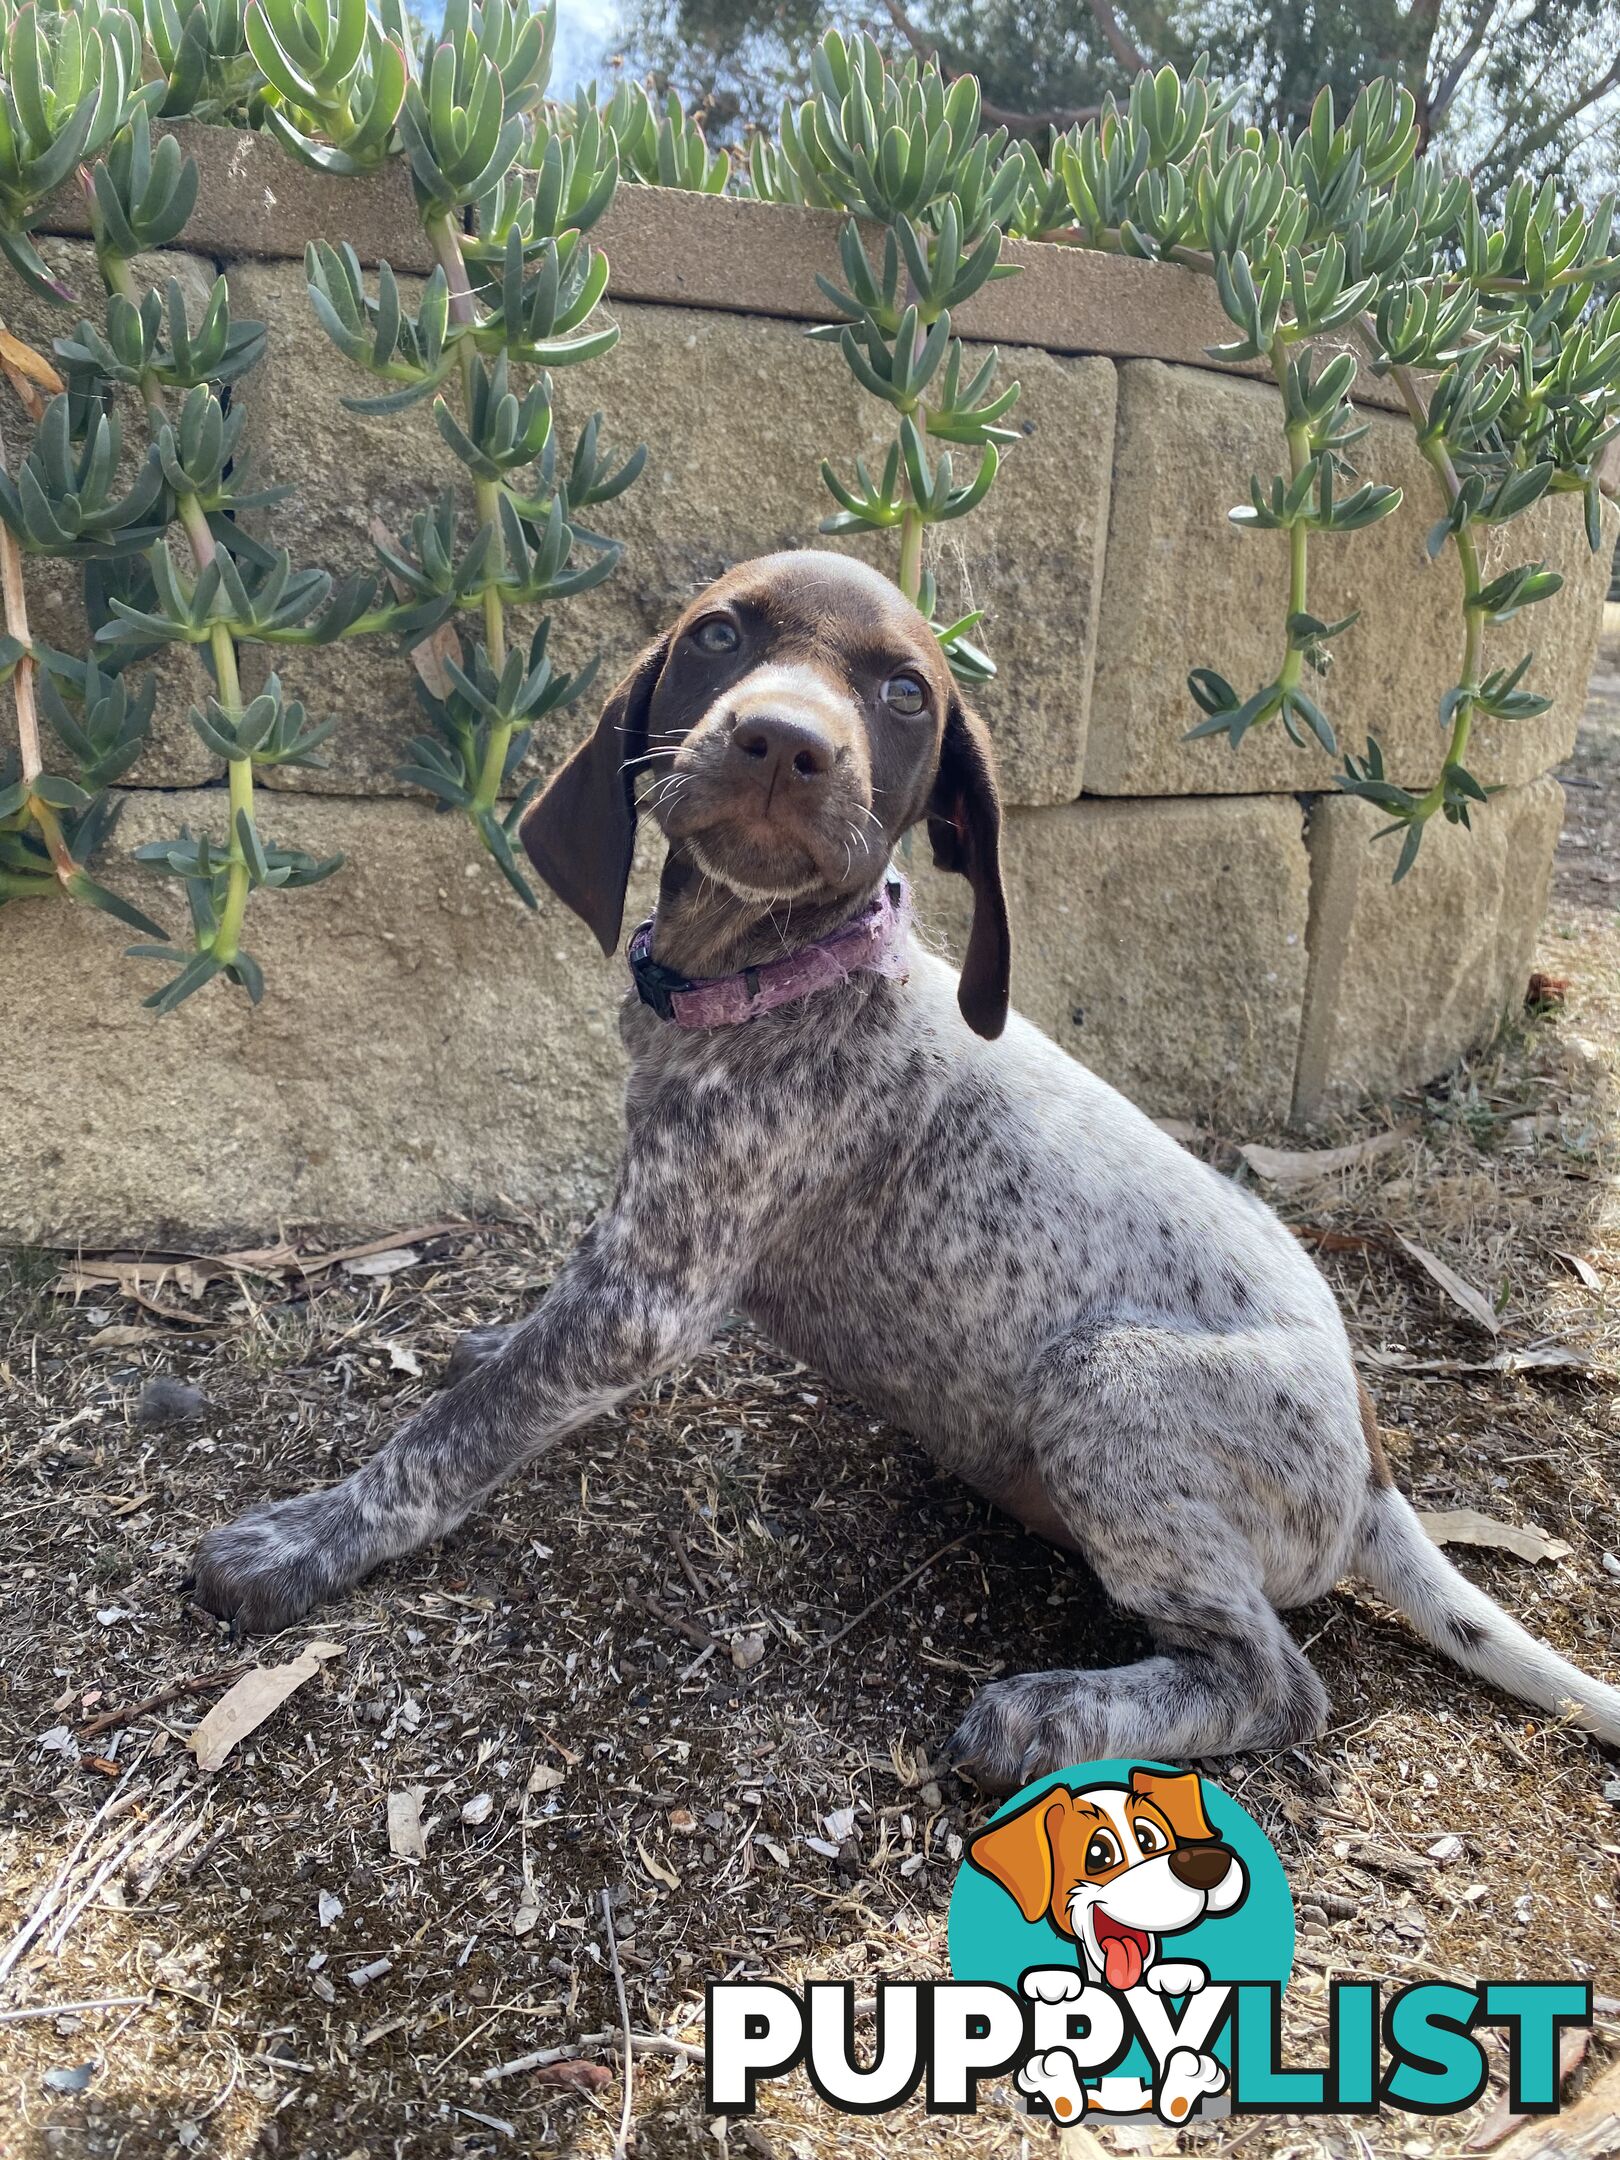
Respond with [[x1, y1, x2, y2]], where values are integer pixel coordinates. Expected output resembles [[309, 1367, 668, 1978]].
[[1021, 1966, 1087, 2005], [188, 1491, 359, 1633], [947, 1672, 1101, 1793]]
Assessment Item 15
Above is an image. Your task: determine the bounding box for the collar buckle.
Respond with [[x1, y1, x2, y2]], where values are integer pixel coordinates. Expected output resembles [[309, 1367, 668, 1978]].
[[629, 940, 693, 1022]]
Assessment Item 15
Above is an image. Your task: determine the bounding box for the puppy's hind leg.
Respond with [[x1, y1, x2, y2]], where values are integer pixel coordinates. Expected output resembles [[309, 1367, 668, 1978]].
[[949, 1524, 1326, 1788], [948, 1325, 1335, 1789]]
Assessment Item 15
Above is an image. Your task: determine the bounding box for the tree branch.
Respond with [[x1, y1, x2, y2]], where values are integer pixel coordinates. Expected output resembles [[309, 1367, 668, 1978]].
[[879, 0, 1101, 133], [1472, 45, 1620, 179], [1427, 0, 1503, 131], [1083, 0, 1152, 75]]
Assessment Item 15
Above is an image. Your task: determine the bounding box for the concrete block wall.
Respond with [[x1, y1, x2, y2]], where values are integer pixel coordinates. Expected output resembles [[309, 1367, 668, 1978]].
[[0, 158, 1612, 1240]]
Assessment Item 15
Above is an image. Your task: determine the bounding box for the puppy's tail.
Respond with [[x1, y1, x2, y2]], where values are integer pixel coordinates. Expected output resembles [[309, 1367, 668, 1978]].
[[1353, 1484, 1620, 1745]]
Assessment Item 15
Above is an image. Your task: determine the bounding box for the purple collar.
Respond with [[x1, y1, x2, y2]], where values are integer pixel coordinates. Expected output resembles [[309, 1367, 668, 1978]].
[[628, 873, 911, 1028]]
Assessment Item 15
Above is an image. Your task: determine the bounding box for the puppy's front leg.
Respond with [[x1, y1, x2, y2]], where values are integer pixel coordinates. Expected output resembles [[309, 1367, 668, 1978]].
[[190, 1188, 743, 1632]]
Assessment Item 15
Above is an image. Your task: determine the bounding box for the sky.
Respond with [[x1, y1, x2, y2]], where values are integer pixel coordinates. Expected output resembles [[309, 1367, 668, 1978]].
[[551, 0, 619, 96]]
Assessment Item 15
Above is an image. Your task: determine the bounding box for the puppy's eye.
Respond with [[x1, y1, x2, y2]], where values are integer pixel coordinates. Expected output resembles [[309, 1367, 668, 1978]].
[[1084, 1831, 1121, 1873], [881, 672, 926, 715], [691, 616, 740, 655], [1134, 1819, 1169, 1855]]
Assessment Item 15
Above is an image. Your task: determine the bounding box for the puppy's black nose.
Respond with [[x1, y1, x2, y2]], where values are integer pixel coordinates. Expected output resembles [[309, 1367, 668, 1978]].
[[730, 713, 834, 786], [1168, 1844, 1233, 1891]]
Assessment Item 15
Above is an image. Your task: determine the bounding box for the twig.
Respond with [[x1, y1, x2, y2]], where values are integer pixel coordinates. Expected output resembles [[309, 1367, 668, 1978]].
[[480, 2030, 704, 2083], [602, 1892, 634, 2160], [0, 1779, 132, 1989], [44, 1795, 191, 1958], [74, 1663, 250, 1740], [817, 1532, 972, 1651], [0, 1994, 150, 2023], [669, 1529, 710, 1603], [637, 1592, 717, 1653]]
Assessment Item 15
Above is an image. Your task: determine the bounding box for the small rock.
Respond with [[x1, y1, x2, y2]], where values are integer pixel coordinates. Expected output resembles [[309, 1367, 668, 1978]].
[[917, 1781, 943, 1810], [730, 1632, 767, 1671], [461, 1792, 495, 1826], [42, 2064, 94, 2095], [1602, 1778, 1620, 1806], [1426, 1833, 1464, 1865], [317, 1890, 343, 1928], [135, 1376, 208, 1427]]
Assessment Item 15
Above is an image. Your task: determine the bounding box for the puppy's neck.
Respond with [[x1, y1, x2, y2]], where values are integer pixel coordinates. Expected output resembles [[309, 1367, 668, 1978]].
[[649, 847, 884, 980]]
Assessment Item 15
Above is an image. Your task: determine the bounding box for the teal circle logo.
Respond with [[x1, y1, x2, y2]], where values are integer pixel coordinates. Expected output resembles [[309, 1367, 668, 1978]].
[[947, 1760, 1293, 2123]]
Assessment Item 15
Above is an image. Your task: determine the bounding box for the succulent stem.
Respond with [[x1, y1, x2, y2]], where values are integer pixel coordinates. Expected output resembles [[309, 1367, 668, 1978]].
[[428, 211, 516, 819], [0, 411, 75, 887]]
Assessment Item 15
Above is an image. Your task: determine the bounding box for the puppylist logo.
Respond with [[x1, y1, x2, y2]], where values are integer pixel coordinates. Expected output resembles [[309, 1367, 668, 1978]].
[[706, 1759, 1592, 2126]]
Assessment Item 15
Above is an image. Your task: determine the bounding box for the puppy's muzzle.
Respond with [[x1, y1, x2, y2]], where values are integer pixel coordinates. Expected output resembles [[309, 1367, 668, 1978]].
[[1168, 1843, 1235, 1892], [727, 710, 835, 802]]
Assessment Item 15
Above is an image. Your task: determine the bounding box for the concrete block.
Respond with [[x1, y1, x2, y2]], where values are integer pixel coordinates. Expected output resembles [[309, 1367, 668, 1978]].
[[0, 791, 658, 1245], [909, 791, 1311, 1126], [1292, 773, 1564, 1122], [226, 273, 1117, 807], [1087, 359, 1616, 798]]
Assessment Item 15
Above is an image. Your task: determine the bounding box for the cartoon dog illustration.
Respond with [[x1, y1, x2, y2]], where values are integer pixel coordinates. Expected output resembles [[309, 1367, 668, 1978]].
[[968, 1766, 1247, 1986], [969, 1767, 1246, 2121]]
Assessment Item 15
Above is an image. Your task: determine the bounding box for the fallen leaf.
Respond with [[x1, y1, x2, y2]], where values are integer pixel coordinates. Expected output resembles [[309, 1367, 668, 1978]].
[[460, 1792, 494, 1826], [532, 2061, 613, 2094], [0, 323, 62, 390], [344, 1247, 420, 1279], [1152, 1117, 1200, 1144], [638, 1835, 680, 1890], [1240, 1128, 1410, 1186], [526, 1761, 564, 1795], [730, 1631, 767, 1671], [85, 1324, 162, 1349], [408, 619, 463, 701], [1361, 1344, 1601, 1378], [1523, 971, 1569, 1011], [1417, 1508, 1573, 1566], [1394, 1234, 1500, 1336], [512, 1903, 540, 1936], [1553, 1249, 1604, 1294], [187, 1641, 344, 1773], [387, 1789, 426, 1862]]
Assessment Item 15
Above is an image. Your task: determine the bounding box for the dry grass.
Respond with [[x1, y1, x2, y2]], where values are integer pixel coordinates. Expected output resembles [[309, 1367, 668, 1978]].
[[3, 674, 1619, 2159]]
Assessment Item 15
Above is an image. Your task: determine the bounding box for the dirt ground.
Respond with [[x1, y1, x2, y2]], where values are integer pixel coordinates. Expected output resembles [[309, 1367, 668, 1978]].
[[3, 654, 1620, 2160]]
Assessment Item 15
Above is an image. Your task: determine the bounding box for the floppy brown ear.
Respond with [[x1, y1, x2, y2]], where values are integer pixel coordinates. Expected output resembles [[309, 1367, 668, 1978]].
[[1129, 1768, 1216, 1844], [967, 1788, 1071, 1923], [927, 691, 1010, 1040], [519, 635, 669, 955]]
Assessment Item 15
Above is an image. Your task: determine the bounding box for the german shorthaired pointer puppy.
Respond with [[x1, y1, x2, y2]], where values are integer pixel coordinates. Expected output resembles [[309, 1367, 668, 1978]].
[[191, 550, 1620, 1786]]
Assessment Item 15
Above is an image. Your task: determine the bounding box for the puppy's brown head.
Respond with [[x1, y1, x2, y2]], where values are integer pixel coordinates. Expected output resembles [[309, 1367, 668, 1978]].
[[519, 550, 1010, 1037]]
